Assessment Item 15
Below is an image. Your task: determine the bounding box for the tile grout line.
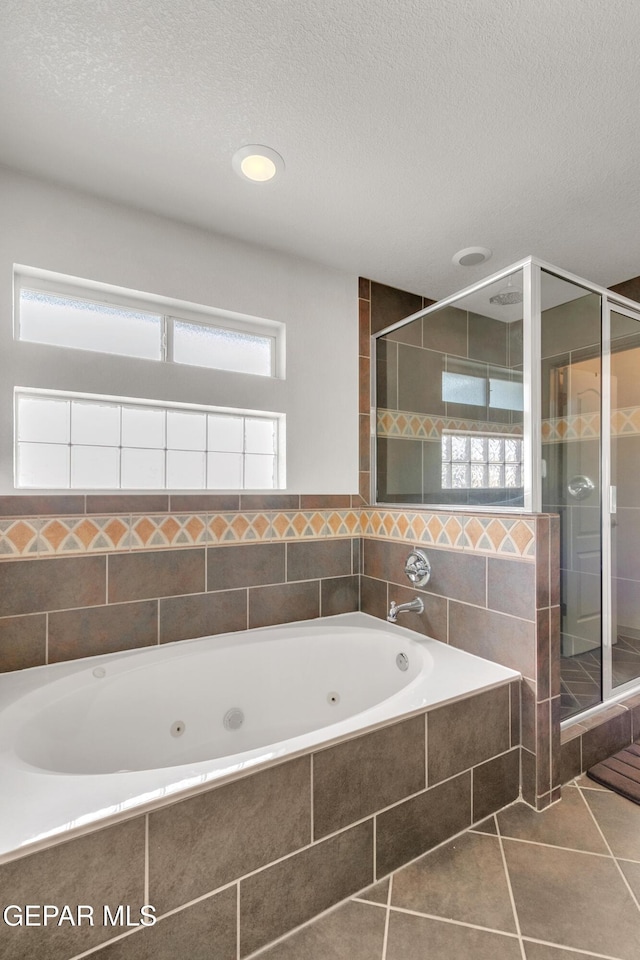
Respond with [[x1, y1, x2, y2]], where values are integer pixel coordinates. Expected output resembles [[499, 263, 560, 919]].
[[144, 813, 149, 906], [387, 903, 522, 937], [424, 713, 429, 788], [237, 882, 241, 960], [575, 782, 640, 914], [381, 867, 393, 960], [309, 753, 314, 845], [372, 814, 377, 881], [494, 814, 527, 960], [521, 934, 627, 960], [499, 833, 627, 861]]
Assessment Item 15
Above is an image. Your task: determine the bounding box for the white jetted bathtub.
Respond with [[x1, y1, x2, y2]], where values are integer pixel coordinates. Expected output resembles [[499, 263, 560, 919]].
[[0, 611, 518, 860]]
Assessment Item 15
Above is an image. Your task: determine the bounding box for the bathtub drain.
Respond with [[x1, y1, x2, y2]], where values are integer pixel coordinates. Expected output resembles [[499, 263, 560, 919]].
[[170, 721, 186, 738], [223, 708, 244, 731], [327, 692, 340, 705]]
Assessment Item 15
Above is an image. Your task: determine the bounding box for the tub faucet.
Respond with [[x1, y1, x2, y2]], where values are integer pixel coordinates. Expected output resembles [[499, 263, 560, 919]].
[[387, 597, 424, 623]]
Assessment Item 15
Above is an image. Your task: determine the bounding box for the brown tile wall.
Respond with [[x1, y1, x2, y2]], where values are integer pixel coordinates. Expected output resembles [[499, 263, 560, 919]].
[[0, 538, 361, 670], [357, 278, 434, 506], [559, 693, 640, 783], [360, 515, 561, 811], [0, 679, 519, 960]]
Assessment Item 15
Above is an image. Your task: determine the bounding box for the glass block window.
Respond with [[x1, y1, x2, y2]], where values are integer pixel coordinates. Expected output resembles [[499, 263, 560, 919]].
[[441, 432, 523, 490], [15, 390, 281, 490]]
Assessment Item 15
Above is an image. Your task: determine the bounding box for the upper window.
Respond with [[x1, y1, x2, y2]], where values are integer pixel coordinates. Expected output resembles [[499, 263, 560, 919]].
[[16, 275, 281, 378], [12, 268, 286, 491]]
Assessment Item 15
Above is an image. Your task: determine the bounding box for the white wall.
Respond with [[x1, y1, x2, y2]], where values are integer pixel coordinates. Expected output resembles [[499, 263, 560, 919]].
[[0, 167, 358, 494]]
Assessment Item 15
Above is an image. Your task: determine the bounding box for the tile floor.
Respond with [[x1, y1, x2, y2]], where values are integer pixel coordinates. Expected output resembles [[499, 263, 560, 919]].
[[561, 634, 640, 720], [256, 775, 640, 960]]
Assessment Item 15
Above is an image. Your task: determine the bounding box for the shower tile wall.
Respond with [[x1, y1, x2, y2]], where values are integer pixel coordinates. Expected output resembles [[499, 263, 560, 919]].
[[373, 301, 524, 506]]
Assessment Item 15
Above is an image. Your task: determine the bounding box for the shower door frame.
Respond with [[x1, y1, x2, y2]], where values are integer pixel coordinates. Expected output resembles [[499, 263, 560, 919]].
[[601, 298, 640, 703], [371, 255, 640, 721]]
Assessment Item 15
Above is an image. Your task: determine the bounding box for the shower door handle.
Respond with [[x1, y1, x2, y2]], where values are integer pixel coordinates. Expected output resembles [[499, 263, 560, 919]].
[[567, 475, 595, 501]]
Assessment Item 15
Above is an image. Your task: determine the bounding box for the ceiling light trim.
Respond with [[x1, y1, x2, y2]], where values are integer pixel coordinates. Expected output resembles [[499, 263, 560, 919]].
[[232, 145, 285, 182], [452, 247, 492, 267]]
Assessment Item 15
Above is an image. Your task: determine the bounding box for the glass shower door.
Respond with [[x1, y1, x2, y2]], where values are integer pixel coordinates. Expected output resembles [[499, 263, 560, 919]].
[[609, 309, 640, 690], [540, 271, 602, 720]]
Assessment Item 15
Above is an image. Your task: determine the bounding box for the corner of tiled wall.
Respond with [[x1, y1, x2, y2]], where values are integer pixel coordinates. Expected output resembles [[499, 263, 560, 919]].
[[358, 277, 372, 505]]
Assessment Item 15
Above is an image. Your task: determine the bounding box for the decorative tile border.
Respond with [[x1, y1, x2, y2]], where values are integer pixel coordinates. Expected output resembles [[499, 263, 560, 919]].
[[0, 508, 537, 560], [361, 510, 536, 560], [130, 514, 209, 549], [542, 406, 640, 443], [377, 409, 523, 440], [38, 516, 131, 555], [542, 412, 600, 443], [0, 519, 40, 557], [613, 406, 640, 436]]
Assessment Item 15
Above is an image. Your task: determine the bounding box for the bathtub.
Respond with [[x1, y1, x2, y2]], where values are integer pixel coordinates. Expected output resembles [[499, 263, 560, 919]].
[[0, 611, 519, 862]]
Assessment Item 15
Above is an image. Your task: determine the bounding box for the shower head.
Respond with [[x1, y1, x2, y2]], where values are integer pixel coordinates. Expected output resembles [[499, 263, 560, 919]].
[[489, 278, 523, 306]]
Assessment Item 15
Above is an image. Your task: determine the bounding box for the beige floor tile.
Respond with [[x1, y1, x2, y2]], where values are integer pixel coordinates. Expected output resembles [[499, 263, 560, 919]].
[[582, 789, 640, 861], [391, 831, 517, 933], [256, 900, 386, 960], [497, 791, 608, 854], [354, 878, 389, 905], [503, 839, 640, 960], [386, 912, 522, 960]]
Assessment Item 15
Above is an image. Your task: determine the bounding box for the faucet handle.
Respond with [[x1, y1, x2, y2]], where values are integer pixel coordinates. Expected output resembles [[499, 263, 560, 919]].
[[404, 549, 431, 586]]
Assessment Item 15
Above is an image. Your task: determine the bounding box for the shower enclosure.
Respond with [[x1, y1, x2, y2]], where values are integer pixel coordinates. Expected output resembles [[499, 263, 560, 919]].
[[373, 257, 640, 722]]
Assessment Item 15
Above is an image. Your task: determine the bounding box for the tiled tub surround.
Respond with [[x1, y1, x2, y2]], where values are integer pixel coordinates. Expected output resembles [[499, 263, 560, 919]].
[[0, 673, 520, 960], [359, 519, 561, 812], [0, 612, 518, 857], [0, 504, 557, 814]]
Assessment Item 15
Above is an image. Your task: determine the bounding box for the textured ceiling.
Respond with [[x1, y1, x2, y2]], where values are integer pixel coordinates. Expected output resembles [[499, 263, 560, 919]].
[[1, 0, 640, 298]]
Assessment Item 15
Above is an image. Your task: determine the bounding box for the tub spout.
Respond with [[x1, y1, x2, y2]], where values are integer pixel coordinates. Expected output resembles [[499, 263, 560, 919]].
[[387, 597, 424, 623]]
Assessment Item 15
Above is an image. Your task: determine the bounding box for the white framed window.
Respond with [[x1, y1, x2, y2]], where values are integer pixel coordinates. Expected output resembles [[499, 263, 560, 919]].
[[15, 269, 284, 378], [11, 266, 287, 491], [15, 389, 284, 490]]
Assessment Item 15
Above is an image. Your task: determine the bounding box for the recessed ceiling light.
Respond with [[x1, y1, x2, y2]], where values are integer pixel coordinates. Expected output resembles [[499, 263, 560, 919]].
[[232, 145, 284, 182], [452, 247, 492, 267]]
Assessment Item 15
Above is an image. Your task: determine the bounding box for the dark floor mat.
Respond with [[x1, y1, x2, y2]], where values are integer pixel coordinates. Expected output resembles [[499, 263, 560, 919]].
[[587, 741, 640, 804]]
